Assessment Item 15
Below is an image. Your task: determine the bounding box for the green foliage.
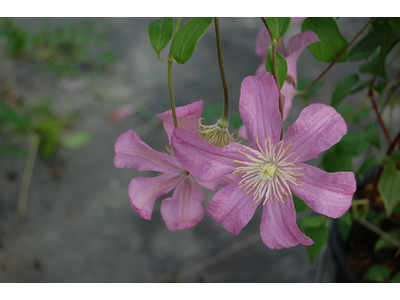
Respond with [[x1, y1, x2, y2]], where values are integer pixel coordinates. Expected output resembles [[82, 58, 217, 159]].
[[148, 18, 174, 60], [372, 18, 399, 58], [337, 104, 369, 124], [349, 30, 379, 61], [388, 18, 400, 40], [202, 103, 223, 121], [305, 225, 329, 264], [264, 17, 291, 45], [230, 111, 243, 130], [265, 47, 288, 89], [378, 166, 400, 217], [36, 119, 65, 158], [0, 104, 33, 132], [60, 131, 92, 150], [374, 229, 400, 251], [356, 156, 377, 180], [293, 194, 308, 213], [389, 272, 400, 283], [331, 74, 360, 108], [170, 17, 213, 64], [363, 124, 380, 149], [337, 210, 353, 241], [0, 18, 28, 56], [302, 17, 349, 63], [296, 78, 324, 100], [366, 264, 390, 282], [298, 215, 327, 228], [359, 52, 387, 79]]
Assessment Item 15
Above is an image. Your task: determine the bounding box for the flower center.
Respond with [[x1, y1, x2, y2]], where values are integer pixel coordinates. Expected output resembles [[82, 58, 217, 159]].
[[233, 135, 304, 205]]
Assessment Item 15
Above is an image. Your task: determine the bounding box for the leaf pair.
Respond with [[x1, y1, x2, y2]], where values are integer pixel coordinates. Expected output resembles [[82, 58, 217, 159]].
[[148, 17, 213, 64]]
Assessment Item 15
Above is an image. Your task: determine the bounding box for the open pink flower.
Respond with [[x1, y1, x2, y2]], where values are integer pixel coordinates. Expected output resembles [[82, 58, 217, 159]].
[[114, 100, 232, 231], [171, 73, 356, 249]]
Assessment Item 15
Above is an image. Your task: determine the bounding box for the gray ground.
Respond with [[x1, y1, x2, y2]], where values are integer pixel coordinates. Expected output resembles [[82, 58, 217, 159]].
[[0, 17, 398, 283]]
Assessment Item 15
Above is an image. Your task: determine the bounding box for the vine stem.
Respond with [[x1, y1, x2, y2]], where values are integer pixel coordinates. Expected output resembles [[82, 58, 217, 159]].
[[260, 18, 283, 138], [296, 17, 377, 96], [167, 17, 182, 128], [369, 75, 391, 143], [214, 17, 229, 121], [371, 130, 400, 202]]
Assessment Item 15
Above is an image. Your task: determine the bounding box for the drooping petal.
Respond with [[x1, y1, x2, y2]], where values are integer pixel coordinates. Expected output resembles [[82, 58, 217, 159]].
[[114, 130, 180, 172], [129, 173, 182, 220], [286, 30, 319, 86], [194, 173, 237, 192], [283, 103, 347, 163], [239, 73, 282, 147], [255, 27, 270, 58], [171, 128, 254, 181], [281, 82, 296, 121], [161, 176, 205, 231], [260, 194, 313, 249], [290, 164, 356, 218], [157, 100, 204, 143], [205, 178, 260, 236]]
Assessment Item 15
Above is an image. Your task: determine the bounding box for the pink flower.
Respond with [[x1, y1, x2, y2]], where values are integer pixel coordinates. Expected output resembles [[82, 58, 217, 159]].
[[171, 73, 356, 249], [114, 101, 232, 231]]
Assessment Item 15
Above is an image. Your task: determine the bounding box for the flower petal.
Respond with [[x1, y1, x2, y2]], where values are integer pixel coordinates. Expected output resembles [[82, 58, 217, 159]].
[[286, 30, 319, 86], [171, 128, 254, 181], [205, 178, 260, 236], [290, 164, 356, 218], [283, 103, 347, 163], [157, 100, 204, 143], [114, 130, 180, 172], [238, 125, 256, 149], [260, 194, 313, 249], [240, 73, 282, 147], [281, 82, 296, 121], [194, 173, 237, 192], [161, 176, 205, 231], [129, 173, 181, 220], [255, 27, 270, 58]]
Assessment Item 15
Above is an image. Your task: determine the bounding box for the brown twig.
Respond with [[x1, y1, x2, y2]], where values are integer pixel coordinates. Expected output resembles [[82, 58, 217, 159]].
[[297, 17, 377, 96]]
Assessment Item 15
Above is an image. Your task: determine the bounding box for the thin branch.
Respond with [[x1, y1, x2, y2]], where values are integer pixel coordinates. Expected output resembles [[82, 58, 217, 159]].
[[297, 17, 377, 96]]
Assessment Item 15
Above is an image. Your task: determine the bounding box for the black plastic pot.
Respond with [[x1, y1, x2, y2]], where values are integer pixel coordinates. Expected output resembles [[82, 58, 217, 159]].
[[330, 165, 381, 283]]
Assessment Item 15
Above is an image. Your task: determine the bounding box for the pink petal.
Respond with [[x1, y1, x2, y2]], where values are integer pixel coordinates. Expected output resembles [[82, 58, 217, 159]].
[[283, 104, 347, 163], [281, 82, 296, 121], [114, 130, 180, 172], [239, 73, 282, 147], [107, 105, 135, 122], [260, 194, 313, 249], [205, 178, 260, 236], [238, 125, 256, 149], [255, 61, 266, 76], [255, 27, 270, 58], [194, 173, 237, 192], [161, 176, 205, 231], [171, 128, 254, 181], [290, 164, 356, 218], [129, 173, 181, 220], [286, 31, 319, 86], [157, 100, 204, 143]]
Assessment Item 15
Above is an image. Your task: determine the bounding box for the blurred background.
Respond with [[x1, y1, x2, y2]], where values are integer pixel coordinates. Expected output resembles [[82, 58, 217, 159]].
[[0, 17, 398, 283]]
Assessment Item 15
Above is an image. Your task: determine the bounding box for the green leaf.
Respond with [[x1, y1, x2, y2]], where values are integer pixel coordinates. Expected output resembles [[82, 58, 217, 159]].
[[265, 17, 291, 45], [230, 111, 243, 130], [265, 47, 288, 89], [331, 74, 360, 108], [296, 77, 324, 100], [148, 18, 174, 60], [298, 215, 327, 229], [390, 151, 400, 161], [337, 104, 370, 124], [372, 18, 399, 58], [349, 30, 379, 61], [374, 229, 400, 251], [359, 52, 387, 79], [36, 119, 64, 158], [170, 17, 213, 64], [389, 272, 400, 283], [305, 225, 329, 264], [202, 103, 222, 121], [321, 147, 353, 172], [356, 156, 377, 180], [301, 17, 349, 63], [363, 124, 380, 149], [337, 211, 353, 241], [366, 264, 390, 282], [378, 167, 400, 216], [338, 131, 369, 156], [388, 18, 400, 40], [60, 131, 92, 150], [293, 194, 308, 213]]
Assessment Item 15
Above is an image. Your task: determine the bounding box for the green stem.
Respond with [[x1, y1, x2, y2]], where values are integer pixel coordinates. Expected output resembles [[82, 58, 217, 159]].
[[167, 17, 182, 128], [214, 17, 229, 122], [297, 17, 377, 96]]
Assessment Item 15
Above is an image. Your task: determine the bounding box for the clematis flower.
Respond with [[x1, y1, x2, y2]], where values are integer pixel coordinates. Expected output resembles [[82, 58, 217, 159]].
[[171, 73, 356, 249], [114, 100, 232, 231]]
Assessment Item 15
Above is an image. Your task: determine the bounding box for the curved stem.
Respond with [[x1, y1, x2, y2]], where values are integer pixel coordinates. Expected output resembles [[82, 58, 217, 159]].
[[297, 17, 377, 96], [214, 17, 229, 121]]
